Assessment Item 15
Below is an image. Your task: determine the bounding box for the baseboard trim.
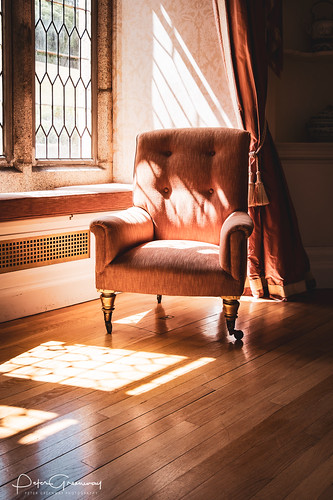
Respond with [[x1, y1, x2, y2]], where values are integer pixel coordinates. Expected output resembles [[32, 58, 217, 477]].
[[0, 259, 99, 323]]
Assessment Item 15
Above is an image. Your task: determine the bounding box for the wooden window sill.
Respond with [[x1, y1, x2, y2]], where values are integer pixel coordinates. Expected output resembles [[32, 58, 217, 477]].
[[0, 183, 133, 222]]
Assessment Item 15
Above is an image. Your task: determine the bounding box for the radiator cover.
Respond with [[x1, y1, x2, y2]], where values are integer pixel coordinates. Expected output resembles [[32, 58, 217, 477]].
[[0, 230, 90, 273]]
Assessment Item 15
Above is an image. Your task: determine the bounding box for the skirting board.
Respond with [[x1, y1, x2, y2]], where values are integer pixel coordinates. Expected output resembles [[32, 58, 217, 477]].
[[0, 259, 99, 323]]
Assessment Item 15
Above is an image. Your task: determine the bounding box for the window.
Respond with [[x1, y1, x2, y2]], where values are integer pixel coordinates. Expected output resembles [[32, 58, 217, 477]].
[[35, 0, 93, 160], [1, 0, 112, 192]]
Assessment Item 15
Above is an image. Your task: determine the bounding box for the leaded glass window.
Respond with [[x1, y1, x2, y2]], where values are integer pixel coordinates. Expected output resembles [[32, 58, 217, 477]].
[[0, 0, 3, 156], [35, 0, 92, 160]]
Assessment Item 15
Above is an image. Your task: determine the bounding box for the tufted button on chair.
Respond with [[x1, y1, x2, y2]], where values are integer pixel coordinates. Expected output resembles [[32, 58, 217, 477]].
[[90, 128, 253, 340]]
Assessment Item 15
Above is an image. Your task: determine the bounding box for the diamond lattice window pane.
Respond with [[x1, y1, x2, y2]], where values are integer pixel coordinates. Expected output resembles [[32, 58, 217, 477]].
[[35, 87, 41, 129], [82, 129, 91, 158], [36, 21, 47, 81], [64, 2, 75, 33], [71, 128, 80, 158], [59, 129, 69, 157], [86, 85, 92, 130], [46, 23, 58, 83], [35, 0, 92, 160], [40, 0, 52, 30], [41, 77, 52, 134], [47, 126, 58, 158], [59, 27, 70, 83], [69, 28, 80, 76], [53, 1, 64, 32], [64, 81, 75, 134], [36, 127, 46, 158]]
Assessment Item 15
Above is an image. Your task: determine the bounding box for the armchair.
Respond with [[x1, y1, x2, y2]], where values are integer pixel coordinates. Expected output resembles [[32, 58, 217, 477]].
[[90, 128, 253, 340]]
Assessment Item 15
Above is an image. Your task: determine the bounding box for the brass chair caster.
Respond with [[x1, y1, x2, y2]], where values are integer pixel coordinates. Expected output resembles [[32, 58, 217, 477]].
[[223, 298, 244, 340], [100, 291, 116, 335]]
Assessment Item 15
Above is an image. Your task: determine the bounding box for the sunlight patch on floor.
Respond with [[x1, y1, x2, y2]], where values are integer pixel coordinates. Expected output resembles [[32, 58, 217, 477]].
[[0, 406, 58, 439], [0, 341, 217, 400], [114, 309, 152, 325], [18, 418, 78, 445], [0, 341, 187, 392], [127, 357, 215, 396]]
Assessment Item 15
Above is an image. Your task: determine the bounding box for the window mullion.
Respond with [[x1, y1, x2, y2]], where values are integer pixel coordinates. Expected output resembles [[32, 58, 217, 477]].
[[11, 0, 34, 171]]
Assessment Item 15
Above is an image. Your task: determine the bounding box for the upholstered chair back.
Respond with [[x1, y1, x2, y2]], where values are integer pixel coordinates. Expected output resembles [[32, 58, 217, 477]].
[[133, 128, 250, 245]]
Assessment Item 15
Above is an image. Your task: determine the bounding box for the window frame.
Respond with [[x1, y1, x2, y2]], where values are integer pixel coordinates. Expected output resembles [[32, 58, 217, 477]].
[[0, 0, 113, 188], [33, 0, 98, 166], [0, 0, 12, 164]]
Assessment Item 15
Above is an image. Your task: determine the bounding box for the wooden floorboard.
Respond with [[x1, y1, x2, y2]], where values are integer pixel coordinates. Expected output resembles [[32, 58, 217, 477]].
[[0, 289, 332, 499]]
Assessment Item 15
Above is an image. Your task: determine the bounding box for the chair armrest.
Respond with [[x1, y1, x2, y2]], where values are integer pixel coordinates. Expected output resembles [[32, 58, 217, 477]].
[[90, 206, 154, 273], [219, 211, 254, 281]]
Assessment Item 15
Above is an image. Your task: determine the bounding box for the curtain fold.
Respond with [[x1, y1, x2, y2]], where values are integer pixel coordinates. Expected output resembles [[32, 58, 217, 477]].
[[213, 0, 314, 299]]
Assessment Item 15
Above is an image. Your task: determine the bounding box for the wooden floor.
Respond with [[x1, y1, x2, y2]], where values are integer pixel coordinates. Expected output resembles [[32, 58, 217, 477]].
[[0, 289, 332, 499]]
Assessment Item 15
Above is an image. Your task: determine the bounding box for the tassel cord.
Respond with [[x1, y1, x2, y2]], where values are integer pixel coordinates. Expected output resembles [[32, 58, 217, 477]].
[[248, 121, 269, 207]]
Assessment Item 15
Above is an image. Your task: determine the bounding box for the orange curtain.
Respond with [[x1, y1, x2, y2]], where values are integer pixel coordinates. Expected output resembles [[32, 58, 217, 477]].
[[213, 0, 314, 299]]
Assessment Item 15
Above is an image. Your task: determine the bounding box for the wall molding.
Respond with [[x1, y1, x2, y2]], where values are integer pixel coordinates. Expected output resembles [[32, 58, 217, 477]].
[[277, 142, 333, 161]]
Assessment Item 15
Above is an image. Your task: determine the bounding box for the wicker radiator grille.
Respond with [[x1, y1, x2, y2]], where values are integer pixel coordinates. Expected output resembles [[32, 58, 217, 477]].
[[0, 231, 90, 273]]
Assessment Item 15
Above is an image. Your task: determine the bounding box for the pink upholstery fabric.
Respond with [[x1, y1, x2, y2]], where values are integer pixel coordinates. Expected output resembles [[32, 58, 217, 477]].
[[219, 211, 253, 280], [91, 128, 252, 298], [133, 128, 250, 244], [97, 240, 244, 296], [91, 206, 154, 273]]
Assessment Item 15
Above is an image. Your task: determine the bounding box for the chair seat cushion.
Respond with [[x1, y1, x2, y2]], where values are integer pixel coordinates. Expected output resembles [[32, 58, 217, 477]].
[[98, 240, 244, 296]]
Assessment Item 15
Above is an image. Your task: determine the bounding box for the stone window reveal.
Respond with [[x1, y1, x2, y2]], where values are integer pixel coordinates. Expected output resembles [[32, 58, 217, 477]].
[[0, 0, 112, 192]]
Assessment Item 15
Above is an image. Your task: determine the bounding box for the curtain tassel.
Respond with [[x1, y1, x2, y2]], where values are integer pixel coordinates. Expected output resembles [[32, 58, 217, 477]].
[[248, 121, 269, 207], [254, 169, 269, 206], [248, 170, 256, 207], [248, 154, 269, 207]]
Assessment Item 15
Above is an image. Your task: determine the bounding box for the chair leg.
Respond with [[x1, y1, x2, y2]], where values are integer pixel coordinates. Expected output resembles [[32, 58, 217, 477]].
[[99, 291, 116, 334], [157, 295, 162, 304], [222, 297, 243, 340]]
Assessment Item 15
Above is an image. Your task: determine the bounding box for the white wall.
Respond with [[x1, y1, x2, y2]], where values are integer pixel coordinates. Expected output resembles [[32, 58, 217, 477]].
[[112, 0, 237, 182], [112, 0, 333, 288], [0, 213, 106, 323]]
